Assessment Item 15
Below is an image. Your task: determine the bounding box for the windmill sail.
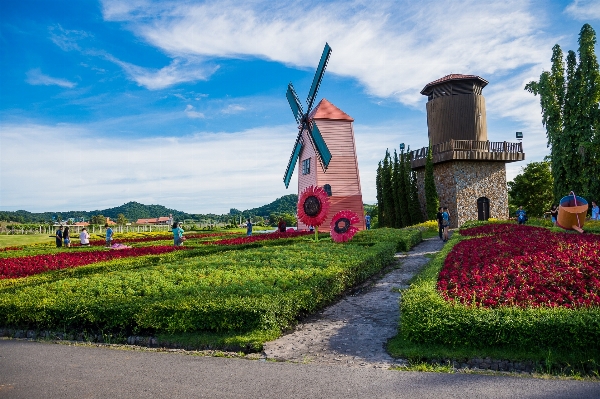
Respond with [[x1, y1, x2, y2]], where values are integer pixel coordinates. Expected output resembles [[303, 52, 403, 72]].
[[283, 138, 303, 188], [307, 121, 332, 169], [286, 83, 303, 124], [306, 43, 332, 111]]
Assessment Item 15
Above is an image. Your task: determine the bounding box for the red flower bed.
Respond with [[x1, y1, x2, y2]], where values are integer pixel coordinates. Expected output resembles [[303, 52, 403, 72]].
[[0, 246, 187, 279], [210, 231, 312, 246], [438, 224, 600, 308]]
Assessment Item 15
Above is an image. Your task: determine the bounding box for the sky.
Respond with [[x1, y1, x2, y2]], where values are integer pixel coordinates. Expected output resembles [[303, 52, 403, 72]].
[[1, 0, 599, 214]]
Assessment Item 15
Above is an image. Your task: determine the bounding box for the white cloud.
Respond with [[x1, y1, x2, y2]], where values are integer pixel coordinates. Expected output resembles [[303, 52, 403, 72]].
[[102, 54, 218, 90], [565, 0, 600, 20], [25, 69, 77, 88], [184, 104, 204, 118], [221, 104, 245, 114]]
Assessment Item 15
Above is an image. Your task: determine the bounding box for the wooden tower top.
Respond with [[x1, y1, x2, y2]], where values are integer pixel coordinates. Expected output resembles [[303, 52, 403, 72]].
[[421, 74, 488, 102]]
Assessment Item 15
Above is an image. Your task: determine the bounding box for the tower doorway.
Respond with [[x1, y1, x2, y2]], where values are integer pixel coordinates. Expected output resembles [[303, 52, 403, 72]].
[[477, 197, 490, 221]]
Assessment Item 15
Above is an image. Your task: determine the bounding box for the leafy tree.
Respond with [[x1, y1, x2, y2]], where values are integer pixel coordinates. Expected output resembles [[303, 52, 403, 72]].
[[90, 214, 107, 225], [407, 149, 423, 225], [116, 213, 128, 225], [526, 24, 600, 202], [507, 161, 554, 217], [392, 150, 403, 228], [424, 143, 439, 220]]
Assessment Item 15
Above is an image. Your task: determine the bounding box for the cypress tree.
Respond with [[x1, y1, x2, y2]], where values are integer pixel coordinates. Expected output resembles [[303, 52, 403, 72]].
[[398, 149, 411, 226], [392, 150, 404, 227], [407, 149, 423, 224], [424, 143, 439, 220], [375, 161, 384, 227], [381, 150, 396, 227]]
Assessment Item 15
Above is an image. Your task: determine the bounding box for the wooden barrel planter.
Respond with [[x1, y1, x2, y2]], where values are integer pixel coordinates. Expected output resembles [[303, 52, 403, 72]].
[[557, 193, 588, 233]]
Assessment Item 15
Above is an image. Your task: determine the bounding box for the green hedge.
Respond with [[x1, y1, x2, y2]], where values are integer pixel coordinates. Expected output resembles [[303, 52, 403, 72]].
[[1, 228, 420, 336], [400, 234, 600, 351]]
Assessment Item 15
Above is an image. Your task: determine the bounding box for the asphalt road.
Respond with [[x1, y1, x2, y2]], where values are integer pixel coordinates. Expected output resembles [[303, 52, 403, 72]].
[[1, 340, 598, 398]]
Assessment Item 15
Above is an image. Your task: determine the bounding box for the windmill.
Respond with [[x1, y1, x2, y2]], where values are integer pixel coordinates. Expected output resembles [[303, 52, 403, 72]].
[[283, 43, 333, 188]]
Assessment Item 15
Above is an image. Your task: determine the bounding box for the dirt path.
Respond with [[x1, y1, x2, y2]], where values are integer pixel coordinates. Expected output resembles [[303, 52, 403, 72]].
[[263, 235, 445, 368]]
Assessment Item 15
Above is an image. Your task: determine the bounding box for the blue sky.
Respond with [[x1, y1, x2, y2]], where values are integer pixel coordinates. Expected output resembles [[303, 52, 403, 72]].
[[1, 0, 599, 214]]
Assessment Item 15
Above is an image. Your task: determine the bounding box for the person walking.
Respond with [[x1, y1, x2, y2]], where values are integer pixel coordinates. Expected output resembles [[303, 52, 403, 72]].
[[278, 218, 286, 233], [516, 206, 527, 225], [436, 207, 444, 240], [55, 226, 63, 248], [591, 201, 599, 220], [172, 222, 185, 246], [79, 228, 90, 246], [105, 223, 113, 247], [365, 213, 371, 230], [546, 205, 559, 226], [246, 219, 253, 236], [63, 227, 71, 248], [441, 207, 450, 242]]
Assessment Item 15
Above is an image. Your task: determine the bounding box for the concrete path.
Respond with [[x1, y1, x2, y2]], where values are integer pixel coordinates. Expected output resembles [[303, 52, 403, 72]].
[[264, 235, 445, 368], [2, 340, 599, 399]]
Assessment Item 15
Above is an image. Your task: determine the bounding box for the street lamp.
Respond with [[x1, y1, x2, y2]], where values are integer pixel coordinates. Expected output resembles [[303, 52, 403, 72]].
[[516, 132, 523, 142], [399, 143, 405, 151]]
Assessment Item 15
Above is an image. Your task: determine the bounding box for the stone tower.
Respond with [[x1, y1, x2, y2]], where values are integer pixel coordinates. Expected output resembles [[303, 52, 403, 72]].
[[410, 74, 525, 227]]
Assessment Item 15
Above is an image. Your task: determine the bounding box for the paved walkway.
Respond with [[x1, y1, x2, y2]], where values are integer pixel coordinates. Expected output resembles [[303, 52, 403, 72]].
[[263, 235, 445, 368]]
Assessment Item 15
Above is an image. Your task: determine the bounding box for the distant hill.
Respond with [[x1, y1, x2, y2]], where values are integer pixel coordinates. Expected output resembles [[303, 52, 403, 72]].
[[0, 196, 298, 224]]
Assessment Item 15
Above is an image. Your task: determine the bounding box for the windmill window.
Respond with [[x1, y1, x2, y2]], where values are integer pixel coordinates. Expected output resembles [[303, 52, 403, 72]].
[[302, 158, 311, 175]]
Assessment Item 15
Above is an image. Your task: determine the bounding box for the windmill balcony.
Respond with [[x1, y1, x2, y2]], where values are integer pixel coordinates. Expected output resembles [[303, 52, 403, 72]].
[[410, 139, 525, 169]]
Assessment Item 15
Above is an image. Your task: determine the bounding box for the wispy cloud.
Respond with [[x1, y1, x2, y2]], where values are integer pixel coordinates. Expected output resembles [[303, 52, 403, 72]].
[[102, 54, 218, 90], [565, 0, 600, 20], [25, 68, 76, 88], [184, 104, 204, 118], [48, 24, 90, 51], [101, 0, 555, 107]]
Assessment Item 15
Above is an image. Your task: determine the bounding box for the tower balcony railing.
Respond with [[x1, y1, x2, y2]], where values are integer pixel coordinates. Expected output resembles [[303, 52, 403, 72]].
[[410, 139, 525, 169]]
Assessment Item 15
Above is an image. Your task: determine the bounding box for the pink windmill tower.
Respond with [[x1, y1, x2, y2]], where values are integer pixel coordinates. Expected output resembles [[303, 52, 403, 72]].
[[283, 43, 366, 231]]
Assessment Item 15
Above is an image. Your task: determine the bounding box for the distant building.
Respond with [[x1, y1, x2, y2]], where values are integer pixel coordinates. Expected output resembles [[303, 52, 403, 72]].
[[135, 216, 172, 225]]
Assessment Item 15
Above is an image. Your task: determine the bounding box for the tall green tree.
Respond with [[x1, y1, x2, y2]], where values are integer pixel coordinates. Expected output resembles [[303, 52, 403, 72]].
[[392, 150, 404, 227], [424, 143, 439, 220], [526, 24, 600, 202], [407, 149, 423, 225], [375, 161, 384, 227], [381, 150, 396, 227], [398, 149, 411, 226], [507, 161, 554, 217]]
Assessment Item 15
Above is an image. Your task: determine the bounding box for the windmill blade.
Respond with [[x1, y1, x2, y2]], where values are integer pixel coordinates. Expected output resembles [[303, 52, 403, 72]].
[[283, 136, 303, 189], [286, 83, 304, 124], [306, 43, 332, 112], [307, 121, 332, 170]]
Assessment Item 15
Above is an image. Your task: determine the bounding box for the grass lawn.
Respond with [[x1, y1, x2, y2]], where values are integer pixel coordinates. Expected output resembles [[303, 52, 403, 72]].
[[0, 234, 55, 248]]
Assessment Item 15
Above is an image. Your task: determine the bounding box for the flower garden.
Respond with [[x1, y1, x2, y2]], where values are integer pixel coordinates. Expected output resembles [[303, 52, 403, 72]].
[[399, 223, 600, 362], [0, 227, 421, 350]]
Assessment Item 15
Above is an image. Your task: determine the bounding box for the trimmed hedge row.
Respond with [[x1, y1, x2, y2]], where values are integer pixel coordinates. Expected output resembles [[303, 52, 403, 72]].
[[0, 228, 421, 336], [400, 234, 600, 351]]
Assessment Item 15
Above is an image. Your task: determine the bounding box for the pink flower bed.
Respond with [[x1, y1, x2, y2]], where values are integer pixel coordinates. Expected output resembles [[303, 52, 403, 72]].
[[437, 224, 600, 308]]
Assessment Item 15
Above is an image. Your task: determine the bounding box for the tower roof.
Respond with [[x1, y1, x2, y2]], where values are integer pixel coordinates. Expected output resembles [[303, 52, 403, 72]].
[[309, 98, 354, 121], [420, 74, 488, 96]]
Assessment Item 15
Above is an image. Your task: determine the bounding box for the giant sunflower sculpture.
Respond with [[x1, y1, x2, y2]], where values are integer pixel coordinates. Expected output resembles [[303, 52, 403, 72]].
[[297, 185, 330, 230], [330, 210, 360, 243]]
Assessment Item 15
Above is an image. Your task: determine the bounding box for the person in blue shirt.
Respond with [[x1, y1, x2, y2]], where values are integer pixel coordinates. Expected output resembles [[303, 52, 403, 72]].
[[246, 219, 253, 236], [172, 222, 184, 246], [55, 226, 63, 248], [516, 206, 527, 225], [441, 207, 450, 242], [365, 213, 371, 230], [591, 201, 599, 220], [105, 223, 114, 247]]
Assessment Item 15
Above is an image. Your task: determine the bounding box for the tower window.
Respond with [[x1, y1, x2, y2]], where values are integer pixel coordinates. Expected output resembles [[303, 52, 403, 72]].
[[302, 158, 311, 175]]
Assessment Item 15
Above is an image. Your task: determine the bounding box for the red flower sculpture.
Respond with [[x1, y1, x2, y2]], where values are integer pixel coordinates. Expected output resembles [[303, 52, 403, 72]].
[[297, 185, 330, 227], [330, 210, 360, 242]]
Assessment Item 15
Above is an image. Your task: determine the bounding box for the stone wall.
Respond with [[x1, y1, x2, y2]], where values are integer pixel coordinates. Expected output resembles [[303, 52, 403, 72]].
[[415, 161, 509, 228]]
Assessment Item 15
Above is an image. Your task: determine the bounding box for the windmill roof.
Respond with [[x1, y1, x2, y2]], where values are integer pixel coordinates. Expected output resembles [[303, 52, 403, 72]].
[[420, 74, 488, 95], [309, 99, 354, 121]]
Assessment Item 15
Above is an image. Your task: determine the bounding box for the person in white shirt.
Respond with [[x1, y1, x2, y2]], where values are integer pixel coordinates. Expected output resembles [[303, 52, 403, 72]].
[[79, 228, 90, 246]]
